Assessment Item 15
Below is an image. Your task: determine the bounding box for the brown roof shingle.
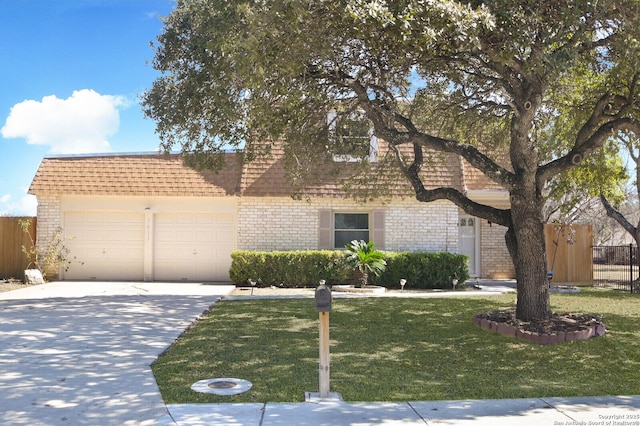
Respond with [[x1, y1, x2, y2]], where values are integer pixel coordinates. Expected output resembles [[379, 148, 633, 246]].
[[29, 153, 243, 197], [29, 145, 489, 198]]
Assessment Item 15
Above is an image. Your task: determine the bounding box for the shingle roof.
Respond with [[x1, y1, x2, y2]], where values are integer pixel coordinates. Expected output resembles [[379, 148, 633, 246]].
[[237, 144, 369, 197], [461, 158, 506, 191], [238, 145, 295, 196], [28, 153, 242, 196], [28, 146, 494, 198]]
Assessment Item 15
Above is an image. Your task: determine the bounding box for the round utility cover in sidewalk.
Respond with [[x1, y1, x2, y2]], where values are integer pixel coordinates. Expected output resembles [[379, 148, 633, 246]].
[[191, 378, 253, 396]]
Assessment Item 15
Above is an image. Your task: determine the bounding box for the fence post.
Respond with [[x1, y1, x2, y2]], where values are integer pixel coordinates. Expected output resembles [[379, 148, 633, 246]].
[[630, 244, 634, 294]]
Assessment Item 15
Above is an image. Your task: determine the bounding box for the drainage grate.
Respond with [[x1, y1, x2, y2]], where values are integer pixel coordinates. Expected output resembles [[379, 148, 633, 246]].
[[208, 381, 237, 389], [191, 378, 252, 395]]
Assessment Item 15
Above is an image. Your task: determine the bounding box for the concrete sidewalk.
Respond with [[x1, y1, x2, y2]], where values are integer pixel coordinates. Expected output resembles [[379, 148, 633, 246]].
[[167, 395, 640, 425], [1, 281, 639, 425]]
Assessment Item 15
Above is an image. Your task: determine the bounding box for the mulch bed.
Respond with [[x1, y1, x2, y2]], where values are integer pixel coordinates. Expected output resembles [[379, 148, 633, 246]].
[[474, 309, 607, 344]]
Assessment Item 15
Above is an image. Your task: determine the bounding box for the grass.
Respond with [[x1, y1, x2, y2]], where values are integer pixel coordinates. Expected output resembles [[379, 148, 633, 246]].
[[152, 288, 640, 404]]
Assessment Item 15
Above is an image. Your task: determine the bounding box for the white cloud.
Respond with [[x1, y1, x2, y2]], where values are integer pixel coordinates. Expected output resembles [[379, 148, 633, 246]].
[[0, 194, 37, 216], [1, 89, 126, 154]]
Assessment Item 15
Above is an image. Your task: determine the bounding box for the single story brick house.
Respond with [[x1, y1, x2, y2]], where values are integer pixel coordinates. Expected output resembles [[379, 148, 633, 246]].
[[28, 146, 514, 282]]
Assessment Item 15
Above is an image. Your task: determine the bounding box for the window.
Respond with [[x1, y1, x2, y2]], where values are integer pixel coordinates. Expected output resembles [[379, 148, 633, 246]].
[[334, 213, 369, 248], [318, 210, 384, 250], [328, 112, 378, 162]]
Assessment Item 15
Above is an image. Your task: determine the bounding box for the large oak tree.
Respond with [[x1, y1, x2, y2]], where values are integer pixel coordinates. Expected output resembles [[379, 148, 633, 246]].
[[143, 0, 640, 321]]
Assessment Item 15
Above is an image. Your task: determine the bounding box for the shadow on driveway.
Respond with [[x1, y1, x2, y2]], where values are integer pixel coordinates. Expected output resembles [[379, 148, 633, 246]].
[[0, 282, 233, 426]]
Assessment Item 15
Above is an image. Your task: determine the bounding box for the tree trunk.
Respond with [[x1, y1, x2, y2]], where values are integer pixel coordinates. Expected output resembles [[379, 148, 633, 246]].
[[505, 191, 551, 322]]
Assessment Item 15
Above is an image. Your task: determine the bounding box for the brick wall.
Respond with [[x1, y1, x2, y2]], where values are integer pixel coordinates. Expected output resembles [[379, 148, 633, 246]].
[[237, 197, 458, 252], [35, 193, 512, 279], [480, 219, 515, 278], [384, 200, 458, 252], [34, 195, 62, 278], [237, 198, 318, 250]]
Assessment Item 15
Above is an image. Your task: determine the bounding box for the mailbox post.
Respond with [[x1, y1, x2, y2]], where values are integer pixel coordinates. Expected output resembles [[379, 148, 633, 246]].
[[315, 280, 332, 398]]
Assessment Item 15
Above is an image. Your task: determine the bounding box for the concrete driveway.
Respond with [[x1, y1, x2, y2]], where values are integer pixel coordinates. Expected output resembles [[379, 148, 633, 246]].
[[0, 281, 235, 426]]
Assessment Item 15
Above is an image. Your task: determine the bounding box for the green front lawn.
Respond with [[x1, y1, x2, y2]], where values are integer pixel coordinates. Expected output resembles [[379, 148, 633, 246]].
[[152, 288, 640, 403]]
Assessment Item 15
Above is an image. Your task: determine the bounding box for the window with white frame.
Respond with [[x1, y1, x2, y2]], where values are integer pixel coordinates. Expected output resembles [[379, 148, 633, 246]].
[[328, 111, 378, 162], [334, 212, 369, 248]]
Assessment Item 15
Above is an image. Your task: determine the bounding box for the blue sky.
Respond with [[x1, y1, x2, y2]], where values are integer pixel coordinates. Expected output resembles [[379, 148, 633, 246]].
[[0, 0, 176, 216]]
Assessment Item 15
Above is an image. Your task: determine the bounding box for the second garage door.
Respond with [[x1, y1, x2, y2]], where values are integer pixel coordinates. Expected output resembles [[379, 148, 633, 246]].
[[153, 212, 235, 281]]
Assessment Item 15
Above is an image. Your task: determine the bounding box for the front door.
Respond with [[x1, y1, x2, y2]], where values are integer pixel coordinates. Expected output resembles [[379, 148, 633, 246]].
[[458, 215, 477, 276]]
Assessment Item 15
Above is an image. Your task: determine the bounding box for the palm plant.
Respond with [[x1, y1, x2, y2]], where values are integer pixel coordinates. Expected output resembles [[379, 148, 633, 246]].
[[344, 240, 387, 287]]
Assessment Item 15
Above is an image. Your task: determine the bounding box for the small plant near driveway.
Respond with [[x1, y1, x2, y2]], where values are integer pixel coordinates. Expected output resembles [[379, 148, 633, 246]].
[[19, 219, 81, 280]]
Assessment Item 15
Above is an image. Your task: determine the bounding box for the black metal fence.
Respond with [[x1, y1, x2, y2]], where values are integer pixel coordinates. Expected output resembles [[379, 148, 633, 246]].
[[592, 245, 638, 292]]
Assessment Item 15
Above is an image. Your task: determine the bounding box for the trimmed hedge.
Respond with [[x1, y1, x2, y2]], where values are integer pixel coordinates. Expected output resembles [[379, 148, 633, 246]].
[[229, 250, 469, 289], [371, 251, 470, 289], [229, 250, 351, 287]]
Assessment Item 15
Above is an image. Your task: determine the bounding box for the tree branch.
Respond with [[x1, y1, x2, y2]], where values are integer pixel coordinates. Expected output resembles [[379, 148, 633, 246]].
[[574, 93, 618, 147], [539, 117, 640, 184], [320, 66, 517, 192], [600, 193, 637, 237], [389, 142, 511, 227], [416, 186, 512, 227]]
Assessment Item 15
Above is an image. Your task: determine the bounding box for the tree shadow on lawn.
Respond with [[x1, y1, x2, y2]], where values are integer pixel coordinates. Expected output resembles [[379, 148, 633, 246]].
[[331, 299, 639, 401], [153, 294, 640, 404]]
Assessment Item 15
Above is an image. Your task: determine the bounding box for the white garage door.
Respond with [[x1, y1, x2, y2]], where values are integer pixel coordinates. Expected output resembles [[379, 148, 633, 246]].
[[153, 213, 235, 281], [64, 212, 145, 280]]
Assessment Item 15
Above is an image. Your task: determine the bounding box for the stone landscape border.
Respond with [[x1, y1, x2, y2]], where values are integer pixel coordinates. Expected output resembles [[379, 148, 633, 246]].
[[472, 315, 607, 344], [333, 285, 387, 294]]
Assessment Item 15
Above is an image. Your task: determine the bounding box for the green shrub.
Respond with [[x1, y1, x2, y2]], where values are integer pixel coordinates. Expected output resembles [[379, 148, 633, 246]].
[[229, 250, 349, 287], [372, 251, 470, 289], [229, 250, 469, 289]]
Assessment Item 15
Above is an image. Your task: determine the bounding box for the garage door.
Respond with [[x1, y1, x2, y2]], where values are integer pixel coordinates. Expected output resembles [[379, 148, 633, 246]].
[[64, 212, 145, 280], [153, 213, 235, 281]]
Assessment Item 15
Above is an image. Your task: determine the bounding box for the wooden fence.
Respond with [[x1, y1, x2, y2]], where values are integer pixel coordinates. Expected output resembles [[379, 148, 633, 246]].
[[0, 217, 36, 279], [544, 223, 593, 285]]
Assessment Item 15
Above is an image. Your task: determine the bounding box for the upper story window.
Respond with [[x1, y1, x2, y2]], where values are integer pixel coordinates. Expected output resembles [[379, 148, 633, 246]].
[[328, 111, 378, 162]]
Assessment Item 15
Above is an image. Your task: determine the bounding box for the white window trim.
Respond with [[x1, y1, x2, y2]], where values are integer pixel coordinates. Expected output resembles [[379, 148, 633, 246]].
[[319, 209, 384, 250], [327, 112, 378, 163], [333, 211, 371, 249]]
